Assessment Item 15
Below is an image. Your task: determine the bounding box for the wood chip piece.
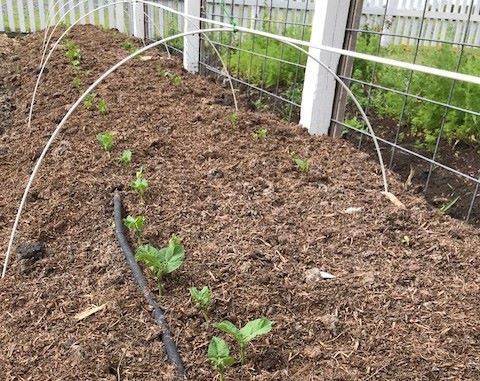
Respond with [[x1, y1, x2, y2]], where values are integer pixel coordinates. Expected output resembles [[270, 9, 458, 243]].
[[74, 304, 107, 321], [382, 191, 406, 209]]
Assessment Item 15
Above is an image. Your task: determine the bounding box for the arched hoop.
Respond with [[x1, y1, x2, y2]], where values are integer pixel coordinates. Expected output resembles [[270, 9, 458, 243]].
[[40, 0, 171, 68], [27, 0, 239, 148]]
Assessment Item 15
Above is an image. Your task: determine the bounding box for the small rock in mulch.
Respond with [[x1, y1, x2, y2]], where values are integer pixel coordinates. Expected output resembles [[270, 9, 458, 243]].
[[344, 206, 364, 214], [207, 168, 224, 178], [305, 267, 336, 283], [16, 241, 46, 274]]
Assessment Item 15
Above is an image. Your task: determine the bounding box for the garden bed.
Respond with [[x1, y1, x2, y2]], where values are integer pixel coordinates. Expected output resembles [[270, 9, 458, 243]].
[[0, 25, 479, 380]]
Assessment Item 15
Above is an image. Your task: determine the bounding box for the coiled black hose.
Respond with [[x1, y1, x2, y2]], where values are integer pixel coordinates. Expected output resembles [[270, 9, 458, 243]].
[[113, 190, 186, 379]]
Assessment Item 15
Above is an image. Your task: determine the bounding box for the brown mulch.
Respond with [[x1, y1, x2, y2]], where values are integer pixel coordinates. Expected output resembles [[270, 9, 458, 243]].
[[0, 25, 479, 381]]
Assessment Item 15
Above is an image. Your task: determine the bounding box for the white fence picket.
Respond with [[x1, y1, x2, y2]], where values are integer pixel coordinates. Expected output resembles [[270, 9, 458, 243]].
[[0, 0, 4, 32], [38, 0, 46, 29], [26, 0, 35, 32], [108, 0, 115, 29], [17, 0, 26, 32], [57, 0, 65, 24], [1, 0, 480, 47], [99, 0, 106, 28], [116, 3, 125, 33], [88, 0, 94, 25], [69, 0, 77, 25], [78, 0, 86, 25]]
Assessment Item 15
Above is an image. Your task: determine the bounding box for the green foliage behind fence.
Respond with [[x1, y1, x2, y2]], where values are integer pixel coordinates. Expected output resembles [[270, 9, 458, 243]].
[[351, 33, 480, 148], [216, 26, 479, 148]]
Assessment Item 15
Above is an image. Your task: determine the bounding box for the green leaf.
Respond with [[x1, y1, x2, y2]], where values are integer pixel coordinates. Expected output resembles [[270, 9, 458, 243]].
[[123, 215, 144, 232], [135, 245, 161, 270], [119, 150, 132, 165], [240, 318, 272, 343], [96, 131, 113, 151], [208, 336, 230, 359], [189, 286, 212, 308], [157, 236, 185, 274], [208, 337, 235, 369], [213, 321, 242, 342]]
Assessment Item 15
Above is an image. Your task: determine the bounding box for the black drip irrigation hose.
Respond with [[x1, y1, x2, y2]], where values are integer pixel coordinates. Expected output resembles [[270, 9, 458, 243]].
[[113, 190, 186, 380]]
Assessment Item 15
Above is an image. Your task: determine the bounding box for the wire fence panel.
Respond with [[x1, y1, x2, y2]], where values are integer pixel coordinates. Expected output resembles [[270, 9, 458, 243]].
[[338, 0, 480, 224], [200, 0, 314, 122]]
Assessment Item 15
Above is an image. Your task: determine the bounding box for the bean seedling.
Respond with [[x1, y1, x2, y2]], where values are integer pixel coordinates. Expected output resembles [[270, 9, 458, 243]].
[[292, 155, 310, 175], [119, 149, 132, 166], [97, 99, 108, 114], [161, 70, 182, 86], [228, 112, 238, 128], [135, 235, 185, 295], [130, 167, 148, 199], [254, 128, 267, 141], [208, 337, 235, 381], [123, 215, 145, 244], [121, 40, 136, 54], [213, 318, 272, 365], [84, 92, 97, 110], [64, 39, 81, 69], [96, 131, 113, 152], [189, 286, 212, 321], [72, 78, 81, 91]]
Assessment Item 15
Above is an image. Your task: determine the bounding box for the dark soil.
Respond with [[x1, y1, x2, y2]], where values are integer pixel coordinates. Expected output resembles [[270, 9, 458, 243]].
[[1, 26, 479, 381]]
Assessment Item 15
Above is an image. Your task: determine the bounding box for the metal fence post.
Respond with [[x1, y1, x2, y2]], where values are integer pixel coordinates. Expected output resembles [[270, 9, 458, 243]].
[[300, 0, 351, 135], [184, 0, 201, 73]]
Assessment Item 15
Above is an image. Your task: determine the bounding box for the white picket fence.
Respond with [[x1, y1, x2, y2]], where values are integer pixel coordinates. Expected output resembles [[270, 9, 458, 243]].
[[0, 0, 185, 34], [1, 0, 479, 46], [362, 0, 480, 46]]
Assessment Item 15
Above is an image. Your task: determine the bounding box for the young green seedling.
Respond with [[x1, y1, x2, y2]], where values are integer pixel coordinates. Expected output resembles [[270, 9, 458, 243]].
[[64, 40, 81, 69], [208, 337, 235, 381], [72, 78, 82, 91], [171, 75, 182, 86], [84, 92, 97, 110], [161, 70, 183, 86], [292, 155, 310, 175], [123, 215, 145, 244], [189, 286, 212, 321], [121, 40, 135, 53], [97, 99, 108, 114], [135, 235, 185, 295], [96, 131, 114, 152], [254, 128, 267, 141], [119, 149, 132, 166], [213, 318, 272, 365], [252, 98, 267, 111], [130, 167, 148, 199], [228, 112, 239, 128]]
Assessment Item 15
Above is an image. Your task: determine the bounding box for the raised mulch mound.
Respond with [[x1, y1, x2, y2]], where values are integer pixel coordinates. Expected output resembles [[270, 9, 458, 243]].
[[0, 25, 479, 380]]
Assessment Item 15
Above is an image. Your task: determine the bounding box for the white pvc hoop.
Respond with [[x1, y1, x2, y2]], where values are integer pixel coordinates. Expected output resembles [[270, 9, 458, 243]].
[[40, 0, 171, 68], [2, 25, 387, 278], [27, 0, 239, 143], [145, 0, 480, 87]]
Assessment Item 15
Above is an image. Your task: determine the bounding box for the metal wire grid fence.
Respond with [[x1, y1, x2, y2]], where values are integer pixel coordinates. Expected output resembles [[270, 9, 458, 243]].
[[337, 0, 480, 223], [199, 0, 314, 121]]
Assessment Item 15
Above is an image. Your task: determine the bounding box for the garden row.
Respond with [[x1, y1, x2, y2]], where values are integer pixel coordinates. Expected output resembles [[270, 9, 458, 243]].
[[64, 33, 319, 380]]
